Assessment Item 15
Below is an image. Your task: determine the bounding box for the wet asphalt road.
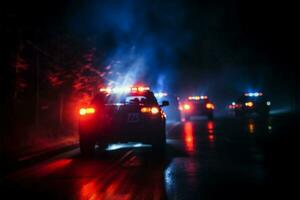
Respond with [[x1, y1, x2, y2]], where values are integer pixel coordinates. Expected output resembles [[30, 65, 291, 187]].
[[1, 115, 299, 200]]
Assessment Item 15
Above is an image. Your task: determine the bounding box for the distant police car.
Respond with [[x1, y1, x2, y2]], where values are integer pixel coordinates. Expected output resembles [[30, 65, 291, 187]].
[[78, 86, 169, 155], [231, 92, 271, 117], [179, 96, 215, 120]]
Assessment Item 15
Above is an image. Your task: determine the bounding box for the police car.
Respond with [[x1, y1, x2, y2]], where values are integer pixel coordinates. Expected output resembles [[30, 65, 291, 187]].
[[179, 96, 215, 120], [78, 86, 169, 155], [232, 92, 271, 117]]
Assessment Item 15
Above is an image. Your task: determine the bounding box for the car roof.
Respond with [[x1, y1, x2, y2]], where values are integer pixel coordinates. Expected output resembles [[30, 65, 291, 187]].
[[92, 90, 158, 105]]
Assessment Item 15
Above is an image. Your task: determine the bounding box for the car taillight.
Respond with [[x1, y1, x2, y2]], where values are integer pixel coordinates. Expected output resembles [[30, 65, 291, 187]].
[[79, 107, 96, 116], [151, 107, 159, 114], [141, 107, 150, 113], [245, 101, 254, 107], [183, 104, 191, 110], [141, 106, 160, 114], [206, 103, 215, 109]]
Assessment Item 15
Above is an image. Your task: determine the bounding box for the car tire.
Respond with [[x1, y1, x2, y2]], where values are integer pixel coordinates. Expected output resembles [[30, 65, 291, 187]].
[[79, 135, 95, 156]]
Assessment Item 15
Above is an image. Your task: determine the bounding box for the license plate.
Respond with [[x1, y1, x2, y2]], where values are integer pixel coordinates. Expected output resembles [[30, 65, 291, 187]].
[[127, 113, 139, 123]]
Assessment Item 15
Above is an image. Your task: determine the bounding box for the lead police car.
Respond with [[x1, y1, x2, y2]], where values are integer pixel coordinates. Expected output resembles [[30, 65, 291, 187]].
[[78, 86, 169, 155]]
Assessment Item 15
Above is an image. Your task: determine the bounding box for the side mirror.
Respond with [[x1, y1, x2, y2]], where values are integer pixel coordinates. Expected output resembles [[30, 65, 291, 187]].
[[161, 100, 169, 107]]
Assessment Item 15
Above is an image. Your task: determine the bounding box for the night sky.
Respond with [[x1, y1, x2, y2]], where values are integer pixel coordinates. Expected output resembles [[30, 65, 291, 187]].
[[3, 0, 299, 112]]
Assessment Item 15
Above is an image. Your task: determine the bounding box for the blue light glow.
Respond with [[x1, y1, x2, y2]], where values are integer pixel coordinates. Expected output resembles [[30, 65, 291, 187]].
[[244, 92, 263, 97], [154, 92, 168, 98]]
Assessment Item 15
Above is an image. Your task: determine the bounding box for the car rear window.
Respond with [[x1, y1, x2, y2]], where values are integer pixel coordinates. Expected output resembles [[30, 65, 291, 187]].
[[104, 93, 157, 105]]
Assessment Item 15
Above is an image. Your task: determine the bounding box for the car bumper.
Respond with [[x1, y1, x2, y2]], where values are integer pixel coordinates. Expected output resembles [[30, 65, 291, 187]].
[[79, 118, 164, 143]]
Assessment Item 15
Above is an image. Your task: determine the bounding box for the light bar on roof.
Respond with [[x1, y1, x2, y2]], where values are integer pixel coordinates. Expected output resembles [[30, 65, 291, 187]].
[[188, 96, 200, 100], [134, 86, 150, 92], [188, 96, 207, 100], [99, 86, 150, 93], [244, 92, 263, 97]]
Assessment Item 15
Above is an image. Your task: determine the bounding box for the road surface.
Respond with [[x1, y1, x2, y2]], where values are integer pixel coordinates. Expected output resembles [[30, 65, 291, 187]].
[[1, 115, 299, 200]]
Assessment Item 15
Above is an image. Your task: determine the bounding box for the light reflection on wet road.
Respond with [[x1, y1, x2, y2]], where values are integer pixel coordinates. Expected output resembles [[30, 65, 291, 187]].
[[2, 116, 298, 200]]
